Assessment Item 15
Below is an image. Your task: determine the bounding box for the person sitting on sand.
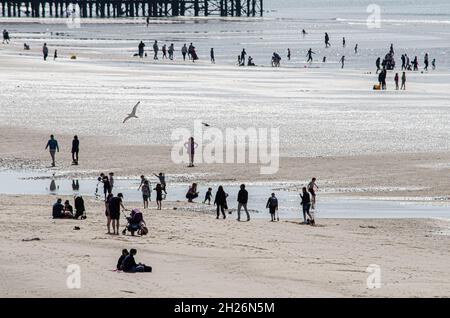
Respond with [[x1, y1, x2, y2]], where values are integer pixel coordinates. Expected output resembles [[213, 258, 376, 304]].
[[52, 198, 65, 219], [186, 183, 199, 202], [74, 195, 86, 219], [122, 249, 152, 273], [64, 200, 74, 218], [117, 249, 129, 271]]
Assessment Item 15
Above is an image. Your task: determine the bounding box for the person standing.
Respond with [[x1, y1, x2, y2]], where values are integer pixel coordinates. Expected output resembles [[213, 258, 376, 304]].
[[354, 44, 358, 54], [71, 135, 79, 165], [141, 180, 151, 209], [300, 187, 313, 224], [45, 134, 59, 167], [214, 186, 228, 219], [162, 44, 167, 59], [153, 40, 159, 60], [401, 54, 406, 70], [109, 193, 125, 235], [401, 72, 406, 90], [105, 193, 113, 234], [342, 37, 346, 48], [394, 73, 399, 90], [307, 178, 319, 210], [237, 184, 250, 222], [53, 49, 58, 60], [146, 17, 150, 27], [103, 175, 112, 201], [184, 137, 198, 167], [181, 43, 188, 61], [154, 183, 163, 210], [188, 43, 194, 60], [340, 55, 345, 69], [203, 187, 213, 204], [266, 193, 278, 222], [287, 48, 291, 61], [324, 32, 330, 48], [240, 49, 247, 65], [138, 41, 145, 58], [109, 172, 115, 192], [2, 29, 10, 44], [168, 43, 174, 60], [424, 53, 429, 71], [210, 48, 215, 64], [376, 57, 381, 74], [43, 43, 49, 61]]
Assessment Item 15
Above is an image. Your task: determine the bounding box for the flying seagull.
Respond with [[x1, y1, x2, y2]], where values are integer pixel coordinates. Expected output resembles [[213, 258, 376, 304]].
[[201, 122, 210, 127], [123, 101, 140, 123]]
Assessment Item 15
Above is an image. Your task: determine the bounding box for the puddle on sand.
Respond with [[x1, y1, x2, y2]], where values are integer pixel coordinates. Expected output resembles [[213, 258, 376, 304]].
[[1, 171, 450, 220]]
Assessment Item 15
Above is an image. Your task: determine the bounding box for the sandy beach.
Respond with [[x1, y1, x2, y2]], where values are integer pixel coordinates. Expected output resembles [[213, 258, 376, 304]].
[[1, 0, 450, 298], [1, 194, 449, 298]]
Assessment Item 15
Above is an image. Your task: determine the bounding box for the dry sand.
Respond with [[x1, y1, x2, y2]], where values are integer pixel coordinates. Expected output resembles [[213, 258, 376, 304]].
[[0, 194, 449, 297]]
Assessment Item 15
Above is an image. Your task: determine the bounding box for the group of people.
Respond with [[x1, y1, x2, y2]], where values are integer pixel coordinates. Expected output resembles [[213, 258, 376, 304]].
[[184, 177, 319, 224], [52, 196, 85, 219], [138, 40, 199, 62], [44, 135, 79, 167], [138, 174, 166, 210], [116, 248, 152, 273]]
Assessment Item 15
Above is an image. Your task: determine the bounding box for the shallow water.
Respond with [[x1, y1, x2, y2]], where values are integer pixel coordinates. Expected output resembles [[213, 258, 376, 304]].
[[1, 171, 449, 219]]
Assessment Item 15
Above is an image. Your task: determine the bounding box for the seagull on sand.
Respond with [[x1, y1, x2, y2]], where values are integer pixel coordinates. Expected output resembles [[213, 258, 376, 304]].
[[201, 122, 210, 127], [123, 101, 140, 123]]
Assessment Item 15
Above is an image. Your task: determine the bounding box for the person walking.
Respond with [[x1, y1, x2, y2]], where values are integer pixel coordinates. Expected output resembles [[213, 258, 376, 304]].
[[214, 186, 228, 219], [340, 55, 345, 69], [237, 184, 250, 222], [181, 43, 188, 61], [401, 72, 406, 90], [2, 29, 10, 44], [141, 180, 151, 209], [153, 40, 159, 60], [306, 48, 316, 63], [168, 43, 174, 60], [42, 43, 49, 61], [354, 43, 358, 54], [266, 193, 278, 222], [376, 57, 381, 74], [300, 187, 313, 224], [45, 134, 59, 167], [424, 53, 429, 71], [324, 32, 330, 48], [71, 135, 79, 165]]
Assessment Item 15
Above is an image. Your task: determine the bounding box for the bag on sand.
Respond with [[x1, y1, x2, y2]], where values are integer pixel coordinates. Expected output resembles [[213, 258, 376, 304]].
[[373, 84, 381, 90]]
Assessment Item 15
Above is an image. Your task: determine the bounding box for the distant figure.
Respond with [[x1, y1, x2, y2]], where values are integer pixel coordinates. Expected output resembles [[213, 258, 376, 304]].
[[214, 186, 228, 219], [394, 73, 399, 90], [424, 53, 429, 71], [287, 48, 291, 61], [24, 43, 30, 50], [53, 49, 58, 60], [389, 43, 394, 55], [405, 54, 410, 70], [43, 43, 49, 61], [432, 58, 436, 70], [162, 44, 167, 59], [109, 172, 114, 192], [302, 29, 307, 37], [266, 193, 278, 222], [401, 72, 406, 90], [325, 32, 330, 48], [247, 56, 255, 66], [191, 46, 198, 62], [340, 55, 345, 69], [102, 175, 112, 200], [401, 54, 406, 70], [306, 48, 315, 63], [354, 44, 358, 54], [146, 17, 150, 27], [141, 180, 151, 209], [71, 135, 79, 165], [412, 56, 418, 71], [138, 41, 145, 58], [2, 29, 10, 44], [210, 48, 215, 63], [322, 56, 326, 63], [188, 43, 194, 60], [184, 137, 198, 167], [153, 40, 159, 60], [342, 37, 346, 48], [237, 184, 250, 222], [307, 177, 319, 210], [45, 134, 59, 167], [154, 183, 163, 210], [153, 172, 167, 194], [240, 49, 247, 65], [300, 187, 313, 224], [378, 68, 387, 90], [168, 43, 174, 60], [186, 183, 199, 202], [376, 57, 381, 73], [271, 52, 281, 67], [203, 187, 213, 204], [181, 43, 188, 61]]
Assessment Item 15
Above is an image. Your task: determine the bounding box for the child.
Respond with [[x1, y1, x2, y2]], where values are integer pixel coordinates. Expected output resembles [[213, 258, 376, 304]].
[[307, 177, 319, 210], [203, 187, 213, 204], [141, 180, 151, 209], [266, 193, 278, 222], [154, 183, 163, 210]]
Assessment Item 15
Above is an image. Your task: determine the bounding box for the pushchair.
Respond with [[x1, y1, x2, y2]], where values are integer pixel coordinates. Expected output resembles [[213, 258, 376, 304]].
[[122, 209, 148, 236]]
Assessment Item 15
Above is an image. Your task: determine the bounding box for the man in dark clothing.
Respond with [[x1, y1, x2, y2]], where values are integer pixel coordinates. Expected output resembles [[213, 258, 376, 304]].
[[324, 32, 330, 48], [117, 249, 129, 270], [240, 49, 247, 65], [52, 198, 65, 218], [122, 249, 151, 273], [300, 187, 313, 224], [266, 193, 278, 222], [401, 54, 406, 70], [109, 193, 125, 235], [237, 184, 250, 222], [71, 135, 79, 165], [45, 134, 59, 167], [138, 41, 145, 58], [376, 57, 381, 73]]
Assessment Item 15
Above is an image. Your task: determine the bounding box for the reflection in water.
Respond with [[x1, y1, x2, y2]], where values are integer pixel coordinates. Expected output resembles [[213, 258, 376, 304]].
[[72, 179, 80, 192], [48, 173, 59, 194]]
